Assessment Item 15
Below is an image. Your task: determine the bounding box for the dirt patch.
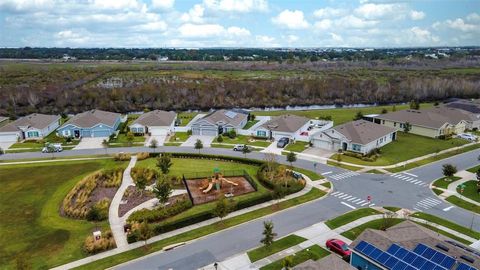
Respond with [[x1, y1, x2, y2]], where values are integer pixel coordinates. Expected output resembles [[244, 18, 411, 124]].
[[186, 176, 255, 205], [119, 186, 155, 217]]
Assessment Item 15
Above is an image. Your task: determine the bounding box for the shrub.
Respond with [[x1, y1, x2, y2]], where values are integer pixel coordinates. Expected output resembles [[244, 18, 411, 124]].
[[228, 129, 237, 139], [127, 196, 192, 223], [83, 230, 116, 254], [136, 152, 150, 160], [131, 167, 158, 185], [256, 163, 304, 194], [217, 135, 224, 142], [114, 152, 131, 161]]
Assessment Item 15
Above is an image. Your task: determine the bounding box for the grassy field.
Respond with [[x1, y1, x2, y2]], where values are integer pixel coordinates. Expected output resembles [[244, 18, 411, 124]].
[[73, 188, 326, 270], [331, 133, 468, 166], [341, 218, 404, 240], [243, 120, 259, 129], [433, 188, 443, 195], [468, 165, 480, 174], [383, 206, 401, 212], [219, 135, 270, 147], [325, 208, 381, 229], [326, 161, 362, 171], [10, 132, 80, 149], [387, 143, 480, 173], [247, 234, 306, 262], [284, 141, 309, 152], [432, 176, 461, 189], [291, 167, 324, 180], [446, 196, 480, 214], [0, 159, 127, 269], [366, 169, 385, 174], [253, 103, 433, 126], [260, 245, 330, 270], [169, 132, 190, 142], [457, 180, 480, 203], [177, 112, 199, 126], [109, 133, 145, 146], [321, 182, 331, 188], [410, 212, 480, 239]]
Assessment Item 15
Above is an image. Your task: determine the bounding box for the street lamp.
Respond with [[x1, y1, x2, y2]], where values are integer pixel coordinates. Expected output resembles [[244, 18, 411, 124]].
[[214, 262, 218, 270]]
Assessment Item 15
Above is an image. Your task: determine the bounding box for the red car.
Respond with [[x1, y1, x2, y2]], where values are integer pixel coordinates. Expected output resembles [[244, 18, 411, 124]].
[[326, 239, 351, 258]]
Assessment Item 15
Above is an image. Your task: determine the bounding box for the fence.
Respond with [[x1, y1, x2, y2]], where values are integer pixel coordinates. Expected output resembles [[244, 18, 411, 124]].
[[182, 175, 195, 204]]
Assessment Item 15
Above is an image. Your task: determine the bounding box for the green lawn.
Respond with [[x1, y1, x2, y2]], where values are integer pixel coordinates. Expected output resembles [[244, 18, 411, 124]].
[[325, 208, 381, 229], [446, 196, 480, 214], [253, 103, 433, 126], [284, 141, 309, 152], [0, 159, 127, 269], [243, 120, 259, 130], [432, 176, 461, 189], [341, 219, 405, 240], [177, 112, 199, 126], [416, 222, 472, 245], [467, 165, 480, 174], [326, 161, 362, 171], [10, 132, 80, 149], [331, 133, 468, 166], [247, 234, 307, 262], [219, 135, 270, 147], [410, 212, 480, 239], [433, 188, 444, 196], [109, 133, 145, 145], [73, 188, 327, 270], [383, 206, 401, 212], [457, 180, 480, 203], [387, 143, 480, 173], [321, 182, 331, 189], [260, 245, 330, 270], [366, 169, 385, 174], [291, 167, 324, 180], [169, 132, 191, 142]]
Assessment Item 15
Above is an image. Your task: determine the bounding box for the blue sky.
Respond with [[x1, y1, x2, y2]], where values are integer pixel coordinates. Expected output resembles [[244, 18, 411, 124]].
[[0, 0, 479, 48]]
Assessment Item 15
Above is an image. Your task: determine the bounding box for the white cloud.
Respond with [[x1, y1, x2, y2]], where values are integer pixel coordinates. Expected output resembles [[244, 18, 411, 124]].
[[0, 0, 55, 12], [313, 7, 346, 19], [286, 34, 299, 43], [181, 4, 205, 23], [445, 18, 478, 32], [55, 29, 91, 45], [203, 0, 268, 13], [335, 15, 378, 29], [151, 0, 175, 10], [272, 10, 309, 29], [466, 12, 480, 22], [314, 19, 332, 31], [91, 0, 141, 10], [329, 32, 343, 43], [178, 23, 250, 38], [406, 26, 439, 44], [410, 10, 425, 20], [135, 21, 168, 31], [354, 3, 405, 20]]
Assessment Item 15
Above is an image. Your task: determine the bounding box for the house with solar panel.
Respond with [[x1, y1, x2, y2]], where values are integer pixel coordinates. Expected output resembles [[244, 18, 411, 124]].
[[190, 109, 248, 136], [350, 221, 479, 270]]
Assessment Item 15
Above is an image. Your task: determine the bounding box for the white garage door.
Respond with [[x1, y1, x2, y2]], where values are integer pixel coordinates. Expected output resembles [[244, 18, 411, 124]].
[[0, 133, 19, 142], [192, 128, 217, 136], [313, 139, 331, 150], [150, 127, 168, 136]]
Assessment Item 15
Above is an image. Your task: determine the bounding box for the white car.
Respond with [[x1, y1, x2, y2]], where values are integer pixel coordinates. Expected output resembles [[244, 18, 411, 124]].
[[457, 133, 478, 141], [42, 143, 63, 153]]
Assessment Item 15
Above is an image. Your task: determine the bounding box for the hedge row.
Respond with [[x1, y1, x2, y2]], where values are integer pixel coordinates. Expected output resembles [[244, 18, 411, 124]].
[[127, 197, 192, 223], [149, 152, 264, 166]]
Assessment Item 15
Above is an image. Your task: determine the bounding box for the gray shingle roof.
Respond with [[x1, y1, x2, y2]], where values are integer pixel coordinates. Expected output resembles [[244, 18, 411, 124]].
[[333, 120, 396, 145], [351, 221, 480, 269], [294, 255, 355, 270], [62, 110, 120, 128], [0, 113, 60, 133], [131, 110, 176, 127], [201, 109, 248, 127], [260, 114, 310, 133], [375, 109, 467, 129]]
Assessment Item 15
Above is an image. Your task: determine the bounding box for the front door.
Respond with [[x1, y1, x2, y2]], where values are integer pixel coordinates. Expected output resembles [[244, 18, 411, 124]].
[[342, 142, 348, 151], [74, 130, 80, 138]]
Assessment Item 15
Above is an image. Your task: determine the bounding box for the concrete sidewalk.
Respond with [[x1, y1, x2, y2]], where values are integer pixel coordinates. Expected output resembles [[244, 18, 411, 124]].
[[433, 170, 480, 207]]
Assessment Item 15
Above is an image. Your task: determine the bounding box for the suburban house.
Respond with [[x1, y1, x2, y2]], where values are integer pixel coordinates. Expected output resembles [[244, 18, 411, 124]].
[[0, 113, 61, 143], [311, 120, 397, 155], [253, 114, 316, 142], [443, 100, 480, 130], [57, 109, 121, 138], [190, 109, 248, 136], [129, 110, 176, 136], [350, 221, 480, 270], [0, 116, 8, 125], [373, 109, 467, 138]]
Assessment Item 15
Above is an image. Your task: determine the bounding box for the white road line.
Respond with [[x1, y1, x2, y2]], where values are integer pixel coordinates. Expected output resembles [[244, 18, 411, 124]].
[[360, 202, 370, 206], [414, 181, 425, 185], [334, 192, 344, 197], [356, 200, 365, 204], [322, 171, 333, 175], [405, 178, 415, 182], [404, 172, 418, 177], [413, 207, 423, 212], [338, 194, 349, 199], [369, 203, 375, 207], [343, 195, 353, 200], [352, 198, 361, 203], [411, 180, 422, 184], [443, 206, 455, 211], [347, 197, 357, 202], [341, 202, 357, 210], [331, 191, 339, 195], [424, 198, 441, 203]]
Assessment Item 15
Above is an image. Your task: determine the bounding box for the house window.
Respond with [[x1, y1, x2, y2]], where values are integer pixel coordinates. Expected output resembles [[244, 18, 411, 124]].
[[382, 120, 385, 124], [394, 122, 397, 127], [137, 128, 144, 133], [27, 131, 39, 137], [352, 144, 362, 152], [380, 138, 383, 143], [400, 123, 404, 128], [63, 130, 70, 137], [257, 130, 267, 137]]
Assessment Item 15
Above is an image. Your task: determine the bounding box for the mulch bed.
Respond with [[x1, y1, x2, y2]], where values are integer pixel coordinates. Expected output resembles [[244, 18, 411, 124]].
[[118, 186, 155, 217], [186, 176, 255, 205]]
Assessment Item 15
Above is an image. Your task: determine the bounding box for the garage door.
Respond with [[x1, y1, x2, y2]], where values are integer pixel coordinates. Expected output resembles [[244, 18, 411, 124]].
[[200, 129, 217, 136], [150, 127, 168, 136], [313, 138, 331, 150], [92, 130, 112, 137], [0, 133, 18, 142]]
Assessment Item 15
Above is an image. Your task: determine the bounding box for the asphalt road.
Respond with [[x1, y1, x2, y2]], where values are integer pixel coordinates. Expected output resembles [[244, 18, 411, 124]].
[[1, 146, 479, 270]]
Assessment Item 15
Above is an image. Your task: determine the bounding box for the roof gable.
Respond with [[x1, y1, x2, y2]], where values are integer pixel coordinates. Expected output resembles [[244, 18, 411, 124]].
[[131, 110, 176, 127], [63, 109, 120, 128], [333, 120, 396, 145], [260, 114, 310, 133]]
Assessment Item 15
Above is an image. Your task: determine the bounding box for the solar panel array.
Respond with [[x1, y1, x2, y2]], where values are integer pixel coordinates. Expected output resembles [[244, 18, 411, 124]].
[[457, 263, 478, 270], [354, 241, 478, 270]]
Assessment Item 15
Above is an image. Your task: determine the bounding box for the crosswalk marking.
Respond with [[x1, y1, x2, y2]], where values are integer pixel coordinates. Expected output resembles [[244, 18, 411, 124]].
[[329, 171, 360, 181], [391, 173, 428, 187], [415, 197, 441, 210], [322, 171, 333, 175], [330, 192, 375, 208]]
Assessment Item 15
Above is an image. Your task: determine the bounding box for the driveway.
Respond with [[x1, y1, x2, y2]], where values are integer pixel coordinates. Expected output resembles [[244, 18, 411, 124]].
[[261, 141, 284, 155], [181, 135, 215, 147], [0, 141, 15, 151], [302, 147, 335, 159], [145, 135, 166, 147], [73, 137, 108, 150]]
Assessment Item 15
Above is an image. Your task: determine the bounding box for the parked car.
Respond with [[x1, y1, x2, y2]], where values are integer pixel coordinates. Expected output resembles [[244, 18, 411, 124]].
[[276, 137, 290, 148], [457, 133, 478, 141], [42, 143, 63, 153], [233, 144, 249, 151], [326, 239, 351, 258]]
